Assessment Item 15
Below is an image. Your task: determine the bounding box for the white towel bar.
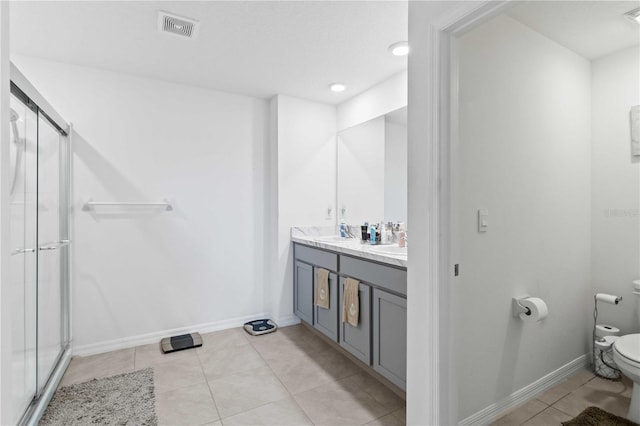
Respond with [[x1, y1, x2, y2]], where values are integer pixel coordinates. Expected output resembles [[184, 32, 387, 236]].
[[82, 199, 173, 211]]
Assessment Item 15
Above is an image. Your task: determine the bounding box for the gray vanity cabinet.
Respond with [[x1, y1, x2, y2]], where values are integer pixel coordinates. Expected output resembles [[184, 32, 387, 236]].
[[293, 244, 339, 341], [339, 278, 372, 364], [372, 288, 407, 389], [314, 271, 339, 341], [293, 260, 314, 325], [293, 242, 407, 391]]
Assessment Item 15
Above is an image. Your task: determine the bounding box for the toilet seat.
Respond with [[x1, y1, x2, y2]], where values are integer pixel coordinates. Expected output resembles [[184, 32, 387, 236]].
[[613, 334, 640, 365]]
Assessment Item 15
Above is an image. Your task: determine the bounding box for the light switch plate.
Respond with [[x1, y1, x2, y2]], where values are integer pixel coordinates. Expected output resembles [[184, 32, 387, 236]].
[[478, 209, 489, 233]]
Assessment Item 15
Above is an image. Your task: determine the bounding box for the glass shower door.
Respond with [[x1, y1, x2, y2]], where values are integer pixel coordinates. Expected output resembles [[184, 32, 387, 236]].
[[9, 93, 38, 422], [36, 113, 69, 394], [9, 79, 70, 423]]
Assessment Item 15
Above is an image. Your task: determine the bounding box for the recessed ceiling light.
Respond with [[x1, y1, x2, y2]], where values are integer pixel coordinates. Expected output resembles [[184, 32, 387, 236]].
[[329, 83, 346, 93], [624, 7, 640, 24], [389, 41, 410, 56]]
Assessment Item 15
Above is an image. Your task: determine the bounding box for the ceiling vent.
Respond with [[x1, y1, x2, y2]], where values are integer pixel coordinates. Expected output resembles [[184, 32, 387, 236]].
[[158, 11, 199, 40]]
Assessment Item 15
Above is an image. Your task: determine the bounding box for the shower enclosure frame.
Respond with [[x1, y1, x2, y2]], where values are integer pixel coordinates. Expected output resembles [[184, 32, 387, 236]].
[[10, 62, 73, 426]]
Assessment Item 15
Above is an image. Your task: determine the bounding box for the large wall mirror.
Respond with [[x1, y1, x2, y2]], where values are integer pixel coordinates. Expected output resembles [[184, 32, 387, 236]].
[[337, 106, 407, 225]]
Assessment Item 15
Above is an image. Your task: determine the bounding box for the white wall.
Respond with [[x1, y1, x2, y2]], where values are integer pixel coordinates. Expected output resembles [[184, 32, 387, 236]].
[[337, 116, 385, 225], [12, 55, 270, 354], [384, 119, 407, 223], [271, 95, 336, 323], [337, 71, 407, 132], [453, 15, 592, 420], [591, 46, 640, 334]]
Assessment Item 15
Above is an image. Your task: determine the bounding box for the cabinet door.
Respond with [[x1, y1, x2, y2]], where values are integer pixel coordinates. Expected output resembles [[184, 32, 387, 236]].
[[294, 261, 314, 324], [373, 288, 407, 390], [339, 278, 371, 364], [314, 270, 338, 341]]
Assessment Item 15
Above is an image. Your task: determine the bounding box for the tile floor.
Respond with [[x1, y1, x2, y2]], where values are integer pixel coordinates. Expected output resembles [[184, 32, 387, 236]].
[[59, 326, 631, 426], [490, 368, 633, 425], [59, 324, 406, 426]]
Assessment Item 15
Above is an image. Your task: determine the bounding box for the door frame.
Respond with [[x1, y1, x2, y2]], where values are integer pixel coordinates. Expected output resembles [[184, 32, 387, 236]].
[[406, 1, 512, 424]]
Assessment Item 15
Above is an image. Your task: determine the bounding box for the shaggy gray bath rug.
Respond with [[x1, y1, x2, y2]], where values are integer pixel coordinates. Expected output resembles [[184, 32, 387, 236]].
[[40, 368, 157, 426], [562, 406, 639, 426]]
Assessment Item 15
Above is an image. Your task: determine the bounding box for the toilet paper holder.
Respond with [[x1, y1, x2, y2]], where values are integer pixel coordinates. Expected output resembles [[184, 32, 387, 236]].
[[512, 296, 532, 317]]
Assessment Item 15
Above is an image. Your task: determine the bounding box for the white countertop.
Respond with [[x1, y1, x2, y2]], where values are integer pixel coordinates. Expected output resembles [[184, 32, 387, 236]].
[[291, 226, 407, 268]]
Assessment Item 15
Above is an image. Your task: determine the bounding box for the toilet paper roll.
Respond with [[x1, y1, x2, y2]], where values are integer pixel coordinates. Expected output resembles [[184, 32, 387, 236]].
[[518, 297, 548, 322], [595, 335, 619, 351], [595, 324, 620, 338], [595, 293, 621, 305]]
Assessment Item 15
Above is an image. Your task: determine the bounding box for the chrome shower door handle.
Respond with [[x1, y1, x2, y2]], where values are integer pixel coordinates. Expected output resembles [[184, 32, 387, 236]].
[[11, 247, 36, 256], [39, 239, 71, 251]]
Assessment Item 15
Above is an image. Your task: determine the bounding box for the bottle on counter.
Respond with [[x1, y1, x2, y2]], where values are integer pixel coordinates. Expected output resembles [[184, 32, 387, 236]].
[[398, 223, 406, 248], [361, 224, 369, 242], [380, 221, 387, 244], [369, 223, 377, 245]]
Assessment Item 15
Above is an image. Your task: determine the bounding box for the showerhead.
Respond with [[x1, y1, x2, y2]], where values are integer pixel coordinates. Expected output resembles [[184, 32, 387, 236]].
[[9, 108, 23, 198], [9, 109, 23, 147]]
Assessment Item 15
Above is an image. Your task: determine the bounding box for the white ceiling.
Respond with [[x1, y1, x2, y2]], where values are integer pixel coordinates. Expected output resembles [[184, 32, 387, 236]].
[[507, 1, 640, 60], [9, 1, 408, 105], [11, 1, 638, 106]]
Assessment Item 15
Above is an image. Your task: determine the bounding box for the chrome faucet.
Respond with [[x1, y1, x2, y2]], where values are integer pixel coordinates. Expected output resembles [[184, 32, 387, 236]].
[[336, 223, 356, 239], [344, 224, 356, 238]]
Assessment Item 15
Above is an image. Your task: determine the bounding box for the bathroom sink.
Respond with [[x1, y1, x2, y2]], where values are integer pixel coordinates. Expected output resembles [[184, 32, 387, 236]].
[[315, 235, 354, 243], [370, 245, 408, 256]]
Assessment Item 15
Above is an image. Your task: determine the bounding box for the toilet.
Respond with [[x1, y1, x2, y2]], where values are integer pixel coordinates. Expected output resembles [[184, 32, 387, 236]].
[[611, 280, 640, 423]]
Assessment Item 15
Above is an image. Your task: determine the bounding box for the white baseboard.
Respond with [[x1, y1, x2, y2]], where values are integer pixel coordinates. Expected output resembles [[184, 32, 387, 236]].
[[72, 312, 270, 357], [459, 354, 589, 426], [275, 314, 301, 328]]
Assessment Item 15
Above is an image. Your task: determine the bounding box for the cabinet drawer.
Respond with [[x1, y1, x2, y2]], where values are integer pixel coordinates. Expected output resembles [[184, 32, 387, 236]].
[[294, 244, 338, 271], [340, 255, 406, 296]]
